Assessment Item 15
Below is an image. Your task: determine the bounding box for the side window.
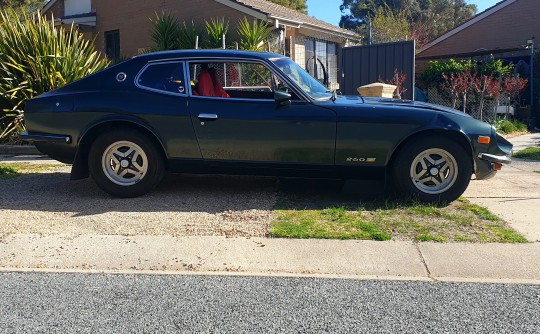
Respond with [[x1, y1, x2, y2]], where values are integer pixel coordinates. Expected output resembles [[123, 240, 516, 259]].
[[137, 62, 186, 95], [189, 62, 279, 100]]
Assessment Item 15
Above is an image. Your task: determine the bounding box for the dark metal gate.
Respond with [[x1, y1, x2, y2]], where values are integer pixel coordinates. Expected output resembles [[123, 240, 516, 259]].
[[340, 41, 415, 100]]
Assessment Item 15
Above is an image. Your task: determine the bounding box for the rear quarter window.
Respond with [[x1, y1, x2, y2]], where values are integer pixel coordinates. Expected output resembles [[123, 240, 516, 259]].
[[137, 62, 186, 95]]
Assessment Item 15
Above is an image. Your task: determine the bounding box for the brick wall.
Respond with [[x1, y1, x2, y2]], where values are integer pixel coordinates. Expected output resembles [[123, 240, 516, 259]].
[[418, 0, 540, 58], [92, 0, 256, 57], [43, 0, 64, 20]]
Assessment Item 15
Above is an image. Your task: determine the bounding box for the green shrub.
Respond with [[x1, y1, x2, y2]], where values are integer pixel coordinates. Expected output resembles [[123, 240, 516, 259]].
[[420, 58, 513, 88], [148, 13, 274, 52], [0, 9, 109, 140], [421, 59, 474, 87], [494, 118, 528, 134], [237, 17, 274, 52], [149, 11, 181, 51], [205, 17, 231, 49]]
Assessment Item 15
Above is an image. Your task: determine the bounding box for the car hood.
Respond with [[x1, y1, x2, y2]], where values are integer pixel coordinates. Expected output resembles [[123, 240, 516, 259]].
[[327, 95, 472, 118]]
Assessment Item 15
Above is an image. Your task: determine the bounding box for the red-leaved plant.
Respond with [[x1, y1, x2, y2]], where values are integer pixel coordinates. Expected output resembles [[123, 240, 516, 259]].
[[440, 69, 474, 112], [471, 75, 501, 121], [379, 69, 407, 99]]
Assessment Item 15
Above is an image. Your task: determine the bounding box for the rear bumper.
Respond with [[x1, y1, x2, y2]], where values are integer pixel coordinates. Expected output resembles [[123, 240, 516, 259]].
[[19, 132, 72, 144], [19, 132, 75, 164]]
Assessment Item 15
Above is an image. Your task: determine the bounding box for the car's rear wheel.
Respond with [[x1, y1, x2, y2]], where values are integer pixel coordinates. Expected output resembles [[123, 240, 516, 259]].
[[89, 129, 165, 198], [392, 136, 472, 204]]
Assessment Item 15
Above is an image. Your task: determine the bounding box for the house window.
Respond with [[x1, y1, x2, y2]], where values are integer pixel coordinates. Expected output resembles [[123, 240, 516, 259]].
[[64, 0, 91, 16], [105, 30, 120, 61]]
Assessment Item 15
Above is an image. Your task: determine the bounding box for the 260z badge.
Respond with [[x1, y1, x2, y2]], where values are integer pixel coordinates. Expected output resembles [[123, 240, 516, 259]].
[[346, 157, 377, 163]]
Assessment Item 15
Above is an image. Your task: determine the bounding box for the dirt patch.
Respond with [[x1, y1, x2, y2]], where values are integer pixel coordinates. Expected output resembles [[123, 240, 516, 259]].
[[0, 169, 276, 238]]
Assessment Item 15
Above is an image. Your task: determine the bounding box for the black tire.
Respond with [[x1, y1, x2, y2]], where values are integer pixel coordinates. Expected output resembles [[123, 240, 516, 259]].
[[392, 136, 472, 204], [88, 129, 165, 198]]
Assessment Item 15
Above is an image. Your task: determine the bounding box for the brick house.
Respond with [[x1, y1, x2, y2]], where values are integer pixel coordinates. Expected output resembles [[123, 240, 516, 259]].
[[416, 0, 540, 117], [42, 0, 358, 90], [417, 0, 540, 71]]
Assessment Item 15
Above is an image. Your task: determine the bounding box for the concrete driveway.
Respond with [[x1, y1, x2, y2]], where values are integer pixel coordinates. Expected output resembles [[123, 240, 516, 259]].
[[464, 133, 540, 242]]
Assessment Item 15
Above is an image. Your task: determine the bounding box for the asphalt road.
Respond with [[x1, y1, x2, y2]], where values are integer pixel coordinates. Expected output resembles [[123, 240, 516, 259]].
[[0, 272, 538, 333]]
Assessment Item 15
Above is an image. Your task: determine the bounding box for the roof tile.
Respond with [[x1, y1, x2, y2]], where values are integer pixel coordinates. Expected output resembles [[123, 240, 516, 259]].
[[230, 0, 356, 37]]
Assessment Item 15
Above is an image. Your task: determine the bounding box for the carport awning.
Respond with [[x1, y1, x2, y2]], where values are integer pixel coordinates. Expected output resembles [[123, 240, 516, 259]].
[[57, 12, 96, 27]]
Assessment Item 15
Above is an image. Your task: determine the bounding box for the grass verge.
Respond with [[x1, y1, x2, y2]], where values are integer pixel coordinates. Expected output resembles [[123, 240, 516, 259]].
[[513, 147, 540, 161], [270, 182, 527, 243], [0, 162, 64, 180]]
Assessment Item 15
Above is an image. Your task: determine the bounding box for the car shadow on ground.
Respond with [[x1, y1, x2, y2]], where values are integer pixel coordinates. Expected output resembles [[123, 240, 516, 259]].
[[0, 171, 392, 216], [275, 178, 387, 211], [0, 171, 280, 216]]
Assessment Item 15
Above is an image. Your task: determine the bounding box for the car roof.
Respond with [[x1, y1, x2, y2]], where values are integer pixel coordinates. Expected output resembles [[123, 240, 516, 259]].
[[132, 49, 287, 62]]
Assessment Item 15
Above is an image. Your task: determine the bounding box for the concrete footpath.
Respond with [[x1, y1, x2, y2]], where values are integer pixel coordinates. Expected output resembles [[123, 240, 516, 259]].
[[1, 234, 539, 284]]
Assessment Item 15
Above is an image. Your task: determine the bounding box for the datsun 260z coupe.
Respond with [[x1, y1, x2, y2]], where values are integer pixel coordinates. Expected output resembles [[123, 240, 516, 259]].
[[21, 50, 512, 203]]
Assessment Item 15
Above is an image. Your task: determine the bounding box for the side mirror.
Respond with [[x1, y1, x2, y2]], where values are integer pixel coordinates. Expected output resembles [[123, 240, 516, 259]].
[[274, 90, 291, 106]]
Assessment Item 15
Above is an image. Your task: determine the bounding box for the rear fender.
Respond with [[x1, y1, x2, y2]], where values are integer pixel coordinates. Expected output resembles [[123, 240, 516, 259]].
[[70, 115, 167, 180]]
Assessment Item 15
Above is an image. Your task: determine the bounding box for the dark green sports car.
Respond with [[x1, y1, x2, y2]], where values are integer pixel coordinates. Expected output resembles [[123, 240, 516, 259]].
[[21, 50, 512, 202]]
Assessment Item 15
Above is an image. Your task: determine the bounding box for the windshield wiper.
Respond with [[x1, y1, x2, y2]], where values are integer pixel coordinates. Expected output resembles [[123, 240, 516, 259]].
[[326, 90, 337, 102]]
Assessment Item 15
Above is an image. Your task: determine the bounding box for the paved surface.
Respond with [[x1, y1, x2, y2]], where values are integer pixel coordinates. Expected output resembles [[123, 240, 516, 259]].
[[464, 133, 540, 242], [0, 144, 39, 155], [508, 133, 540, 152], [0, 272, 539, 333], [1, 235, 539, 284]]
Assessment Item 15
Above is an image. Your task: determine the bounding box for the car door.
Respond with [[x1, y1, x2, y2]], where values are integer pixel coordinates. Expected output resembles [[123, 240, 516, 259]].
[[187, 60, 336, 167]]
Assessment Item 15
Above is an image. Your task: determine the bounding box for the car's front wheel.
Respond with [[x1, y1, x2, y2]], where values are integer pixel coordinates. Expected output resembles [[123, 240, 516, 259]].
[[88, 129, 165, 198], [392, 136, 472, 203]]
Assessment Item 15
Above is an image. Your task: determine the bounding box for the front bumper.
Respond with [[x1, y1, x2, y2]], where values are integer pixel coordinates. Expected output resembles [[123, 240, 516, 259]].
[[478, 153, 512, 165], [474, 131, 512, 180]]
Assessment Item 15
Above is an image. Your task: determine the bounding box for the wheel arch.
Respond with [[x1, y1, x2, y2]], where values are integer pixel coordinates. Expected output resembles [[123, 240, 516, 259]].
[[388, 129, 474, 173], [71, 117, 167, 180]]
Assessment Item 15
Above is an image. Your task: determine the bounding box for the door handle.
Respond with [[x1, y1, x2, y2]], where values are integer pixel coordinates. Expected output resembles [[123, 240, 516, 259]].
[[198, 113, 218, 120]]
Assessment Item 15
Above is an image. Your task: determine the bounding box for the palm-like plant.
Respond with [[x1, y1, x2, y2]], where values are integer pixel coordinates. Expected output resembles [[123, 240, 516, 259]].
[[0, 8, 109, 140], [179, 20, 203, 49], [204, 17, 230, 49], [150, 11, 181, 51], [237, 17, 274, 52]]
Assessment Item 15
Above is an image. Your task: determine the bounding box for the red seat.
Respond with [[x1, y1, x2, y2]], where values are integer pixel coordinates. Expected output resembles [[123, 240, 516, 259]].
[[208, 68, 230, 98], [194, 68, 216, 97], [193, 67, 230, 98]]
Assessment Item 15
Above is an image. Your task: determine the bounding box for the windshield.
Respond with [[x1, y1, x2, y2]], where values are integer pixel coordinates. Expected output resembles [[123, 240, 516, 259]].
[[271, 58, 332, 100]]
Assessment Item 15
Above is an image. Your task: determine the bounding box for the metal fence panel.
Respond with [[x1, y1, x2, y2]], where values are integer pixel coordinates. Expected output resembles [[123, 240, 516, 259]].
[[340, 41, 415, 100]]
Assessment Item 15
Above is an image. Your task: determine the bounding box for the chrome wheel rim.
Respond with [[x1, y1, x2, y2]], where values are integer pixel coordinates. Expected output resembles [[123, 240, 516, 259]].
[[102, 141, 148, 186], [410, 148, 458, 194]]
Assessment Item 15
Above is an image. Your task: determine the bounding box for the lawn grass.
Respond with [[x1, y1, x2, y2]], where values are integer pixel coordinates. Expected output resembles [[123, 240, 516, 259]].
[[0, 165, 20, 180], [513, 147, 540, 161], [271, 182, 527, 243], [0, 162, 64, 180]]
